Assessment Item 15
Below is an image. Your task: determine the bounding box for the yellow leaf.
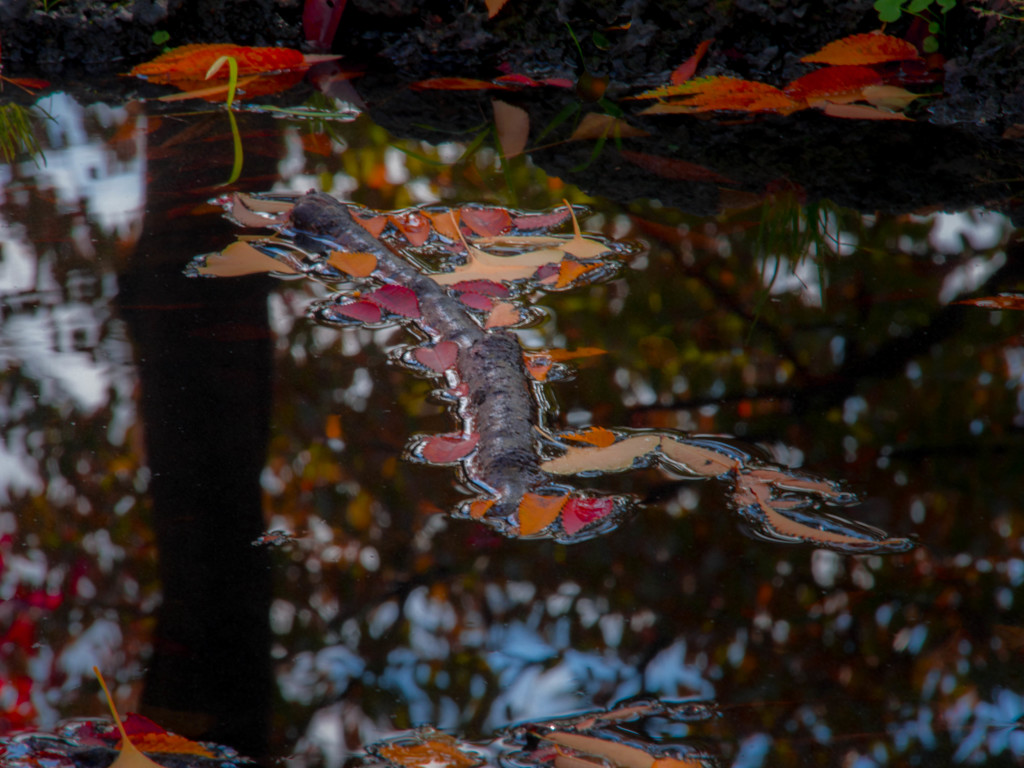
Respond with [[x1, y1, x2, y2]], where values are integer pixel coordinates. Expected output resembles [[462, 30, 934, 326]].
[[328, 250, 378, 277], [518, 493, 568, 535]]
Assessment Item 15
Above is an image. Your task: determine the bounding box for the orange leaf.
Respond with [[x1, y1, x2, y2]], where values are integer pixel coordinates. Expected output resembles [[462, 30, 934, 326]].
[[428, 209, 462, 239], [390, 211, 432, 246], [545, 347, 607, 362], [197, 241, 299, 277], [486, 0, 511, 18], [555, 259, 598, 289], [129, 44, 307, 83], [378, 739, 482, 768], [638, 76, 801, 114], [525, 359, 553, 381], [468, 499, 495, 518], [561, 427, 617, 448], [485, 301, 522, 328], [956, 293, 1024, 310], [354, 213, 389, 237], [801, 32, 920, 66], [784, 65, 883, 103], [670, 39, 713, 85], [518, 493, 568, 535], [328, 251, 378, 277], [122, 733, 215, 758]]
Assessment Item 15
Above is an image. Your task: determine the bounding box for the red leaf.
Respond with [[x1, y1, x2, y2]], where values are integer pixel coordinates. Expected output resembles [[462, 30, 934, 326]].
[[956, 293, 1024, 310], [541, 77, 575, 88], [619, 149, 736, 184], [458, 292, 495, 311], [413, 341, 459, 372], [420, 433, 480, 464], [784, 65, 883, 103], [450, 279, 510, 296], [460, 206, 513, 237], [562, 496, 616, 536], [670, 39, 713, 85], [334, 300, 382, 323], [494, 73, 542, 87], [122, 714, 167, 737], [367, 284, 421, 318]]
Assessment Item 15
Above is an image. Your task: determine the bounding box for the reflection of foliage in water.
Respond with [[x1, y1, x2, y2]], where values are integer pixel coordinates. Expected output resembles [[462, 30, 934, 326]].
[[0, 103, 44, 164]]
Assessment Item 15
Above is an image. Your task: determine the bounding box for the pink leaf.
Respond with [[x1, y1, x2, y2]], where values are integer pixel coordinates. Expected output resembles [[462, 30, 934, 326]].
[[450, 279, 510, 296], [367, 284, 421, 318], [419, 432, 480, 464], [459, 292, 494, 311], [512, 209, 573, 232], [413, 341, 459, 372], [334, 300, 382, 322], [561, 496, 616, 536]]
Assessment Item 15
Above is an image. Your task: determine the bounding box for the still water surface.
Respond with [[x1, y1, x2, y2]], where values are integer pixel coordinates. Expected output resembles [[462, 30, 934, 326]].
[[2, 88, 1024, 767]]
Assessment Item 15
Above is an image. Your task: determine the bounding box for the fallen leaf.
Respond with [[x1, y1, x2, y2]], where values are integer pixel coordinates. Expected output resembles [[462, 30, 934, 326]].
[[659, 439, 738, 476], [492, 99, 530, 159], [801, 32, 921, 66], [449, 279, 510, 296], [428, 209, 462, 239], [367, 284, 421, 318], [518, 493, 568, 535], [458, 292, 495, 311], [93, 667, 164, 768], [861, 84, 922, 110], [541, 434, 660, 474], [956, 293, 1024, 310], [197, 241, 298, 277], [353, 212, 389, 237], [635, 76, 801, 114], [333, 300, 383, 323], [554, 259, 599, 288], [413, 341, 459, 372], [511, 208, 575, 231], [819, 102, 911, 120], [670, 39, 713, 85], [561, 496, 616, 536], [485, 301, 523, 328], [561, 200, 609, 259], [390, 211, 432, 246], [419, 432, 480, 464], [377, 738, 482, 768], [328, 251, 378, 277], [129, 44, 306, 83], [561, 427, 618, 448], [542, 732, 655, 768], [783, 65, 883, 103], [568, 113, 649, 141], [545, 347, 607, 362], [460, 206, 513, 237], [468, 499, 495, 518]]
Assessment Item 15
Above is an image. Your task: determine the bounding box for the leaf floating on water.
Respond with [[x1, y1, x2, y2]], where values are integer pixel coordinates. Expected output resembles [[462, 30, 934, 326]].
[[541, 434, 660, 475], [541, 731, 655, 768], [546, 347, 607, 362], [485, 301, 523, 328], [460, 206, 513, 237], [376, 737, 484, 768], [561, 496, 616, 536], [129, 44, 307, 83], [561, 200, 610, 259], [801, 32, 922, 66], [449, 279, 510, 297], [328, 250, 378, 277], [467, 499, 495, 518], [367, 284, 421, 318], [561, 427, 618, 448], [390, 211, 432, 246], [659, 438, 738, 476], [518, 493, 569, 535], [125, 733, 215, 757], [196, 241, 299, 277], [92, 667, 164, 768], [333, 300, 383, 323], [458, 292, 495, 311], [353, 212, 389, 237], [413, 341, 459, 373], [419, 432, 480, 464], [410, 77, 511, 91], [861, 84, 922, 110]]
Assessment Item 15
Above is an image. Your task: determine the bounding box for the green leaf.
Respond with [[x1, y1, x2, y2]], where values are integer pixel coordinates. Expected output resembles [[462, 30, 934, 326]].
[[937, 0, 955, 12], [928, 20, 940, 32], [591, 30, 611, 50], [923, 35, 939, 53], [874, 0, 906, 22], [908, 0, 933, 13]]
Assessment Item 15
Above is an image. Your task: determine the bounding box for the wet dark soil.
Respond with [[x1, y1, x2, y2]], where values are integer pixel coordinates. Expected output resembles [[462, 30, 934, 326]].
[[3, 0, 1024, 217]]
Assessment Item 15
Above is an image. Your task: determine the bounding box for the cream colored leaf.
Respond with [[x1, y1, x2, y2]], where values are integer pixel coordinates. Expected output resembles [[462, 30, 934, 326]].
[[541, 434, 660, 475], [659, 439, 738, 476], [484, 301, 522, 328], [492, 99, 530, 158], [561, 200, 610, 259], [861, 84, 921, 110]]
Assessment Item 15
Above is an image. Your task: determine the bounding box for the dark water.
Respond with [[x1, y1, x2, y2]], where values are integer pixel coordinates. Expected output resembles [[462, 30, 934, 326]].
[[1, 87, 1024, 768]]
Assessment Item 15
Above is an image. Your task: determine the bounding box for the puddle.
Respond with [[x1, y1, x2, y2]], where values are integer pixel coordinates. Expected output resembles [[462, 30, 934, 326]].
[[2, 78, 1024, 768]]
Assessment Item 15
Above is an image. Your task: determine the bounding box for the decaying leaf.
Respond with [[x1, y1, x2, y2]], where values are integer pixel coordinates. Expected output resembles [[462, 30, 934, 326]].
[[801, 32, 921, 66]]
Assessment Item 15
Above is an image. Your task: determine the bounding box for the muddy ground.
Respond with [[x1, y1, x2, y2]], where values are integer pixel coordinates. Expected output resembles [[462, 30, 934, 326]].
[[3, 0, 1023, 217]]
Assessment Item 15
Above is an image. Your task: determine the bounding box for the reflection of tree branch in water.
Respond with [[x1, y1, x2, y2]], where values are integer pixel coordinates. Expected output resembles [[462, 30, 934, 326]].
[[189, 191, 913, 553]]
